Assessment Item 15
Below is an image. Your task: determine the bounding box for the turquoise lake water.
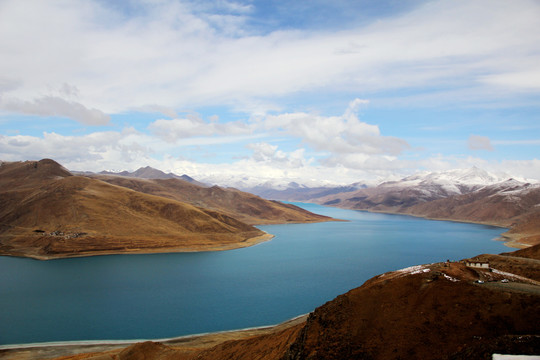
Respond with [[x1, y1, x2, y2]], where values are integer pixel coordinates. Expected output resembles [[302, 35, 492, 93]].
[[0, 203, 507, 345]]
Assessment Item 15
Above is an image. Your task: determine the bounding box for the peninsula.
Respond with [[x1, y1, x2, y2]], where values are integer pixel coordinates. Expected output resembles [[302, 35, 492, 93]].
[[0, 159, 334, 260]]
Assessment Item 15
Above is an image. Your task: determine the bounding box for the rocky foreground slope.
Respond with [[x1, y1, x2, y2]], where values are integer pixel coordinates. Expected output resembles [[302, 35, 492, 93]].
[[0, 159, 332, 259], [6, 244, 537, 360]]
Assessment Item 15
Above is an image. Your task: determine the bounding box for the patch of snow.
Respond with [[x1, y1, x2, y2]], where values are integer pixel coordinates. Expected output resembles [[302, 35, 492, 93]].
[[442, 273, 459, 282], [500, 182, 540, 196], [395, 265, 431, 276], [379, 167, 508, 196]]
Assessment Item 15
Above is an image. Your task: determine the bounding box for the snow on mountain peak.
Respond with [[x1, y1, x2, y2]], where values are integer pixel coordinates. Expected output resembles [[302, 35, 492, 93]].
[[448, 166, 504, 185], [406, 167, 506, 186]]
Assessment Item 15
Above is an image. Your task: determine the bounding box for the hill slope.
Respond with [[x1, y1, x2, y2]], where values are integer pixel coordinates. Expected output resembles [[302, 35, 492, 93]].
[[313, 174, 540, 247], [0, 160, 269, 259], [90, 175, 333, 225]]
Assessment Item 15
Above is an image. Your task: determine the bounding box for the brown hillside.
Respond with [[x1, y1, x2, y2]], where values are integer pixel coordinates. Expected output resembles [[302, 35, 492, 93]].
[[316, 184, 454, 212], [0, 158, 72, 186], [0, 160, 267, 259], [315, 180, 540, 247], [91, 175, 334, 225], [467, 243, 540, 281], [404, 182, 540, 227], [280, 261, 539, 360]]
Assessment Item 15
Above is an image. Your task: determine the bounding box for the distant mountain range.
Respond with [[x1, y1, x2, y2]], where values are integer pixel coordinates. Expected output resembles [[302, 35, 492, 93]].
[[243, 167, 511, 201], [76, 166, 206, 186], [233, 167, 539, 247]]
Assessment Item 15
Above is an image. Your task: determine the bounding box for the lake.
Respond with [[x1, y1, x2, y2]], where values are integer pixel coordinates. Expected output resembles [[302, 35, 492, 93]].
[[0, 203, 507, 346]]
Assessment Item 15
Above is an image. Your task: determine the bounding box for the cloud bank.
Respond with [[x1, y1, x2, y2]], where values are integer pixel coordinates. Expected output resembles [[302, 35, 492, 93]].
[[0, 0, 539, 120]]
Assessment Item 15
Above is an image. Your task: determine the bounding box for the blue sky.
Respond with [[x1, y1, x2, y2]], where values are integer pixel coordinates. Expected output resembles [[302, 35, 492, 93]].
[[1, 0, 539, 186]]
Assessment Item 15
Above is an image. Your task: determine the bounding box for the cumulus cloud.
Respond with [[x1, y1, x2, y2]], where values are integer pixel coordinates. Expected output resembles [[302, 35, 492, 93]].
[[0, 129, 152, 169], [149, 114, 254, 142], [468, 135, 494, 151], [247, 142, 308, 168], [1, 128, 539, 186], [0, 95, 110, 125], [263, 99, 410, 160]]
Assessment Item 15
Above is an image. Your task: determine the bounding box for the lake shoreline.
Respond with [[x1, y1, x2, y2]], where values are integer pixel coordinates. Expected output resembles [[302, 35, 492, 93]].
[[0, 232, 276, 261], [0, 314, 309, 359], [2, 205, 528, 261], [323, 206, 534, 249]]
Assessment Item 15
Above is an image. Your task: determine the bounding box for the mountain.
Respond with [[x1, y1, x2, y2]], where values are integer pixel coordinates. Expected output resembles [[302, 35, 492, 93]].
[[294, 168, 540, 247], [0, 159, 272, 259], [38, 244, 540, 360], [88, 175, 334, 225], [404, 179, 540, 246], [99, 166, 207, 186], [232, 167, 511, 206], [246, 183, 365, 202]]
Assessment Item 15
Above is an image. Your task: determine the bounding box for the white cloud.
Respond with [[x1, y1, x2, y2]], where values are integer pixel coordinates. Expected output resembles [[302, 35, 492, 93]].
[[247, 142, 309, 168], [0, 0, 539, 184], [0, 95, 110, 125], [481, 68, 540, 90], [468, 135, 494, 151], [0, 129, 153, 169], [149, 114, 254, 142], [263, 99, 409, 159], [0, 0, 539, 117]]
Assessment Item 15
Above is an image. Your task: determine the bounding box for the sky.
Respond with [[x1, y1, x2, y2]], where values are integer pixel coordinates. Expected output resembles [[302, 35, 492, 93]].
[[1, 0, 540, 187]]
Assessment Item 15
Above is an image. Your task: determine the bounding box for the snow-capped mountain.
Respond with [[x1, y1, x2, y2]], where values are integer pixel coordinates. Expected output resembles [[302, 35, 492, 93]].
[[306, 167, 528, 211], [234, 167, 514, 202], [381, 167, 508, 193]]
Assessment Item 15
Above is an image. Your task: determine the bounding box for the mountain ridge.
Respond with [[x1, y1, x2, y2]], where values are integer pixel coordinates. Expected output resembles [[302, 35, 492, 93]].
[[97, 166, 207, 186]]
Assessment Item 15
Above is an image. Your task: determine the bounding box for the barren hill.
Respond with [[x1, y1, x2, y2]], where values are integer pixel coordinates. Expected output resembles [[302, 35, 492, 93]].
[[91, 175, 333, 225], [0, 160, 270, 259], [315, 178, 540, 247]]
